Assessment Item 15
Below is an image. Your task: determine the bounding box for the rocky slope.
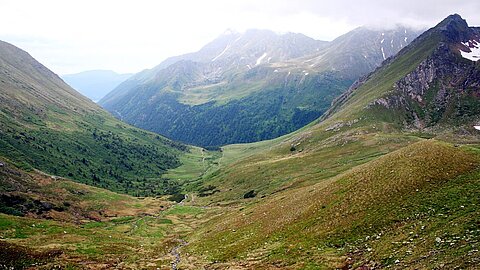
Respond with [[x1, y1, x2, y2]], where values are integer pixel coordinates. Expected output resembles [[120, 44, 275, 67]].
[[354, 14, 480, 130]]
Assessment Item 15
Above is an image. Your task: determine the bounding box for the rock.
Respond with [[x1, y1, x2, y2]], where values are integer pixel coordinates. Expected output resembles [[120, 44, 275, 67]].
[[367, 27, 480, 129]]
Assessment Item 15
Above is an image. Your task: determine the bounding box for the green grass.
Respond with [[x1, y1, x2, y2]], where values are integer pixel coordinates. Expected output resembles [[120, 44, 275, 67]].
[[163, 205, 204, 216], [188, 140, 480, 268], [0, 205, 179, 268], [196, 130, 419, 203]]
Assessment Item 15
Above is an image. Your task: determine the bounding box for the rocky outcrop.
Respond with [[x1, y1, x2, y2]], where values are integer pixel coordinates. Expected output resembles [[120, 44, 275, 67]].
[[365, 16, 480, 129]]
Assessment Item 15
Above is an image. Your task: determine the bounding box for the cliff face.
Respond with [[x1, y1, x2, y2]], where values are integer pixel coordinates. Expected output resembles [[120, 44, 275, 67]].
[[386, 44, 480, 128]]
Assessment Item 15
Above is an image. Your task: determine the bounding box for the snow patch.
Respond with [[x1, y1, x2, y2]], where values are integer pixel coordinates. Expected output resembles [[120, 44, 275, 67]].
[[381, 47, 386, 60], [460, 40, 480, 61], [233, 35, 243, 43], [267, 57, 272, 63], [274, 69, 279, 73], [304, 72, 309, 76], [474, 126, 480, 130], [381, 38, 385, 44], [212, 33, 242, 62], [246, 64, 252, 69], [212, 45, 230, 61], [381, 32, 384, 36], [391, 39, 394, 48], [404, 37, 408, 43], [256, 52, 268, 65]]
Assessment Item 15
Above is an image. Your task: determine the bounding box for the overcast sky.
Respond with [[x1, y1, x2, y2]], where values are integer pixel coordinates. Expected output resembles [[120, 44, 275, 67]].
[[0, 0, 478, 75]]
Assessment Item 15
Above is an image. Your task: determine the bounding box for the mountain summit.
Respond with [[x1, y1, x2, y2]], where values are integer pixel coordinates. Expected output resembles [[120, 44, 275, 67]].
[[100, 27, 420, 146], [325, 14, 480, 132]]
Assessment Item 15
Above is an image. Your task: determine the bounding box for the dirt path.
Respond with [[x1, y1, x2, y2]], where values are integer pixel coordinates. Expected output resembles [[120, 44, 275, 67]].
[[171, 239, 188, 270]]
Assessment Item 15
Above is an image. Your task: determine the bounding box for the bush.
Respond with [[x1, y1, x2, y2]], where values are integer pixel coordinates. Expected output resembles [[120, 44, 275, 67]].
[[243, 190, 256, 199]]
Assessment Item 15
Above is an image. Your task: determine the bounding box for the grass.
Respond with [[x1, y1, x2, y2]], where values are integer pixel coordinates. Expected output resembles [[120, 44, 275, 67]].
[[195, 129, 420, 203], [188, 140, 480, 268], [163, 205, 204, 216], [164, 146, 222, 183], [2, 22, 480, 270], [0, 43, 191, 197], [0, 158, 223, 269]]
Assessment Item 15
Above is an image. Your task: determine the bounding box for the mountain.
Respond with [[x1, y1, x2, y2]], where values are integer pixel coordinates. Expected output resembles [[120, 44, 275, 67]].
[[324, 14, 480, 131], [0, 40, 190, 197], [61, 70, 132, 102], [99, 27, 420, 147], [1, 14, 480, 270], [179, 14, 480, 268]]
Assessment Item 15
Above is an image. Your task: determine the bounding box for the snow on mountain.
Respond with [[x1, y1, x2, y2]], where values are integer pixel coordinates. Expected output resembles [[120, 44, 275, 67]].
[[460, 39, 480, 61], [256, 52, 268, 65]]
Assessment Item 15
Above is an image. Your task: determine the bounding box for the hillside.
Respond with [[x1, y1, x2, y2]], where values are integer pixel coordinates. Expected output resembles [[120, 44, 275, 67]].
[[0, 40, 192, 197], [175, 14, 480, 268], [100, 27, 420, 146], [61, 70, 132, 102], [0, 159, 206, 269], [188, 14, 480, 212]]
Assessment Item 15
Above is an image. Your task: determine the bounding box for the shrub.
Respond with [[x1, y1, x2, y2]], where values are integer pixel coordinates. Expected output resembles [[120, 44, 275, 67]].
[[243, 190, 256, 199]]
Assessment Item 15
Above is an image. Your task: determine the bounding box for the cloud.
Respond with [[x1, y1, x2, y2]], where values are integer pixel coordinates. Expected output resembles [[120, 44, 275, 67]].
[[0, 0, 478, 74]]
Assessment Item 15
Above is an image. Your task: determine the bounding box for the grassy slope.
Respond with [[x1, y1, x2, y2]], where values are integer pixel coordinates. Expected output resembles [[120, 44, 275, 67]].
[[179, 23, 480, 268], [0, 40, 194, 196], [191, 27, 442, 203], [0, 159, 223, 269], [189, 140, 480, 269]]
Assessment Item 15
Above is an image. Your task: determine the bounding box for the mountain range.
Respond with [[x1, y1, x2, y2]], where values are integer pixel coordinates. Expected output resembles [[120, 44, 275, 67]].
[[100, 27, 421, 146], [0, 13, 479, 270], [61, 70, 132, 102]]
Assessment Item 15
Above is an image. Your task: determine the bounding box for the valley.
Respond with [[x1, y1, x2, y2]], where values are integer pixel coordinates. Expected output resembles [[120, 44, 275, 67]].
[[1, 11, 480, 270]]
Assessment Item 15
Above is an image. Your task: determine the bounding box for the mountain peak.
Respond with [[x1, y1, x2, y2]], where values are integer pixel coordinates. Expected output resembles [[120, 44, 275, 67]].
[[434, 13, 471, 42], [222, 28, 239, 36], [437, 14, 468, 28]]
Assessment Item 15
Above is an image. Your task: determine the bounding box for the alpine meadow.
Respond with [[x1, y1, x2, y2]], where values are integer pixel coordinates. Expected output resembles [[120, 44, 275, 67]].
[[0, 1, 480, 269]]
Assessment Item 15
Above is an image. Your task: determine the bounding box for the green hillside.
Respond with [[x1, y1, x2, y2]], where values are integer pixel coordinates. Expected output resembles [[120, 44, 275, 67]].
[[174, 14, 480, 268], [0, 40, 191, 197], [189, 141, 480, 269]]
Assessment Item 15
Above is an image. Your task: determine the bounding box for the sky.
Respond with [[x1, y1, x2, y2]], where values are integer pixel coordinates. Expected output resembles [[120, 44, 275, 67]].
[[0, 0, 479, 75]]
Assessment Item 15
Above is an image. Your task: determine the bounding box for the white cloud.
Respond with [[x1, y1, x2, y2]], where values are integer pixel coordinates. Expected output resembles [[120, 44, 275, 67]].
[[0, 0, 478, 74]]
